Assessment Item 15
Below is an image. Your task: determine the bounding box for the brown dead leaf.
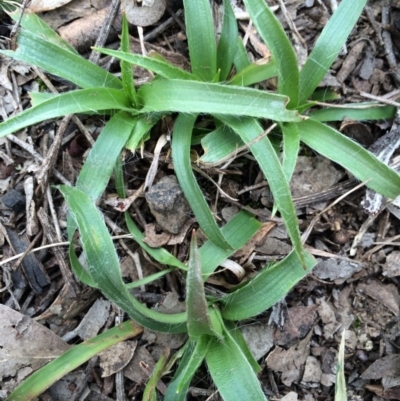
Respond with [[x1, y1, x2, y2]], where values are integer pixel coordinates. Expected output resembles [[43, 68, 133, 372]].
[[124, 346, 155, 384], [142, 223, 171, 247], [384, 251, 400, 277], [357, 280, 400, 316], [275, 305, 317, 346], [0, 304, 69, 397], [361, 354, 400, 380], [266, 331, 312, 386], [100, 340, 137, 377], [301, 356, 322, 385]]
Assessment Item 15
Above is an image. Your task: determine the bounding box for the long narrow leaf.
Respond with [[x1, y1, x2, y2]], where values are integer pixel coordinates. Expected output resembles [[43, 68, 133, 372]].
[[138, 79, 302, 122], [0, 88, 132, 138], [206, 330, 267, 401], [199, 210, 262, 279], [187, 233, 215, 339], [59, 186, 187, 333], [222, 250, 316, 320], [299, 0, 368, 104], [200, 125, 244, 165], [183, 0, 216, 81], [9, 9, 78, 54], [165, 338, 210, 401], [93, 47, 198, 81], [1, 30, 122, 90], [120, 14, 138, 106], [172, 114, 232, 249], [125, 214, 188, 271], [75, 111, 136, 204], [243, 0, 299, 107], [298, 118, 400, 199], [281, 123, 300, 183], [217, 0, 238, 81], [218, 115, 305, 265], [7, 321, 141, 401], [143, 349, 169, 401], [228, 59, 277, 87], [309, 103, 396, 122], [335, 330, 347, 401], [125, 114, 161, 151], [233, 37, 251, 72]]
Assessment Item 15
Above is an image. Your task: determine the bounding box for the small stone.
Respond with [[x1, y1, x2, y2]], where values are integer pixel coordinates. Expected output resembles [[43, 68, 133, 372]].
[[1, 189, 25, 212], [145, 176, 191, 234]]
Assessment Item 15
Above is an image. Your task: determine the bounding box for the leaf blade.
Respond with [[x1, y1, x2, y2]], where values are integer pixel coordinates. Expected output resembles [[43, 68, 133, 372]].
[[0, 88, 132, 138], [59, 185, 187, 333], [138, 79, 302, 122], [217, 0, 238, 81], [172, 113, 232, 249], [218, 115, 305, 265], [299, 0, 368, 103], [298, 118, 400, 199], [183, 0, 217, 81], [243, 0, 299, 107], [1, 30, 122, 89], [222, 250, 316, 320], [206, 329, 267, 401]]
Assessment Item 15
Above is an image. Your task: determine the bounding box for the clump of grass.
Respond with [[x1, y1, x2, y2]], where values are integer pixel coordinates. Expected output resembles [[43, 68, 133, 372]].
[[1, 0, 398, 399]]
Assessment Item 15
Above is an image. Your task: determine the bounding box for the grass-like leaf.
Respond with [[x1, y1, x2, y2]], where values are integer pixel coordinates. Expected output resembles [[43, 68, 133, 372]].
[[183, 0, 217, 81], [299, 0, 368, 104], [93, 47, 198, 81], [172, 114, 232, 249], [222, 250, 316, 320], [281, 123, 300, 183], [120, 14, 138, 106], [243, 0, 299, 107], [74, 111, 136, 204], [143, 349, 169, 401], [59, 185, 187, 332], [218, 115, 305, 266], [233, 37, 251, 72], [335, 330, 347, 401], [138, 79, 302, 122], [1, 29, 122, 90], [186, 232, 216, 339], [298, 118, 400, 199], [0, 88, 132, 138], [217, 0, 238, 81], [206, 328, 267, 401], [165, 339, 210, 401], [9, 8, 78, 54], [309, 103, 396, 122], [6, 321, 142, 401], [125, 114, 161, 151], [125, 214, 188, 271], [228, 59, 277, 86], [199, 210, 262, 278], [200, 125, 244, 165]]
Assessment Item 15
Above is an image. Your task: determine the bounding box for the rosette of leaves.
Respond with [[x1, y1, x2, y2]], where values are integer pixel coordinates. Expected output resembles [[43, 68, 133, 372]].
[[2, 0, 400, 399]]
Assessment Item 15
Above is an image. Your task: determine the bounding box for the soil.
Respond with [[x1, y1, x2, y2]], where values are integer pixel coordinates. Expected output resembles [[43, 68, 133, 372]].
[[1, 1, 400, 400]]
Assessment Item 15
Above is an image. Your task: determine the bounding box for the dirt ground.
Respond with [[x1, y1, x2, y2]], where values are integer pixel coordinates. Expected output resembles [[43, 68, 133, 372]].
[[1, 0, 400, 400]]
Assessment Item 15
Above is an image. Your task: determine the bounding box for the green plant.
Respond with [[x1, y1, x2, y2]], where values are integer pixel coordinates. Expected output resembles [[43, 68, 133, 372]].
[[2, 0, 400, 399]]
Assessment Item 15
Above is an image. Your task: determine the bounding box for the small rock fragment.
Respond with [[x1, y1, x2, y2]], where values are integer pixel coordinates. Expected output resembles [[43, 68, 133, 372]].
[[1, 189, 25, 212], [145, 176, 191, 235]]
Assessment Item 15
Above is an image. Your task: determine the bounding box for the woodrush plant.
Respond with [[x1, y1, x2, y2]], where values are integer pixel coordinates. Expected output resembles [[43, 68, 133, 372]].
[[2, 0, 400, 400]]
